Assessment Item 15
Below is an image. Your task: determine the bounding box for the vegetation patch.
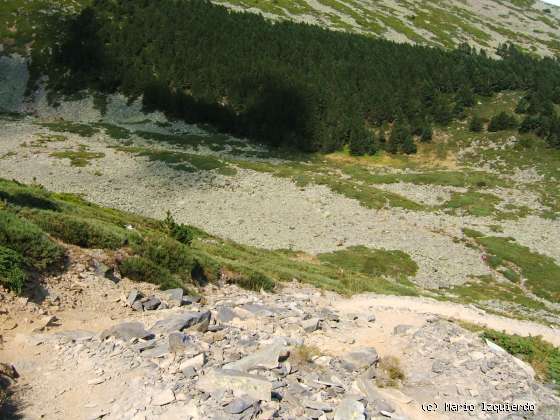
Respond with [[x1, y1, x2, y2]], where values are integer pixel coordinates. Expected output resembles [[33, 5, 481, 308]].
[[23, 210, 133, 250], [50, 145, 105, 167], [442, 191, 501, 217], [461, 323, 560, 384], [317, 246, 418, 282], [0, 209, 65, 271], [0, 245, 27, 294], [463, 231, 560, 302], [39, 121, 99, 137]]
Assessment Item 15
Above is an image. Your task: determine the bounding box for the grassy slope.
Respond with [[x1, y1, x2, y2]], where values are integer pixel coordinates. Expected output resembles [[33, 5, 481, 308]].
[[0, 178, 419, 297]]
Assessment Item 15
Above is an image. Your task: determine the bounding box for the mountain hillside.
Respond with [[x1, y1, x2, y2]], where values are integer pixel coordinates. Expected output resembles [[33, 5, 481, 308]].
[[215, 0, 560, 55]]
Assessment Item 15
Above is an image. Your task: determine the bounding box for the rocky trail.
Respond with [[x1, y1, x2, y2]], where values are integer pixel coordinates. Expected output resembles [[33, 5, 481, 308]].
[[1, 249, 559, 420]]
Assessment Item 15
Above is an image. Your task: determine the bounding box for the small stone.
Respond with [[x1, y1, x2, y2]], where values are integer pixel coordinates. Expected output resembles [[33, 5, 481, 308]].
[[152, 389, 175, 406], [131, 301, 144, 312], [182, 295, 201, 305], [224, 396, 255, 414], [87, 378, 105, 385], [100, 322, 153, 341], [163, 288, 183, 307], [366, 314, 376, 323], [143, 297, 161, 311], [127, 290, 141, 307], [432, 360, 446, 374], [179, 353, 205, 370], [222, 338, 286, 372], [168, 332, 193, 353], [304, 399, 333, 412], [393, 325, 413, 335], [302, 317, 321, 333], [151, 311, 211, 335]]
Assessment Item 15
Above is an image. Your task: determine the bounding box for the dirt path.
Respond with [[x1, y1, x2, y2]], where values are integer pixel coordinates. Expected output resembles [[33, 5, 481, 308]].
[[334, 294, 560, 346]]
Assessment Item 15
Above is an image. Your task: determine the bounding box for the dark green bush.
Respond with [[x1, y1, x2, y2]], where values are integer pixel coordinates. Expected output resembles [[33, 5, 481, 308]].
[[162, 211, 195, 245], [24, 210, 130, 249], [420, 126, 433, 143], [119, 255, 181, 289], [488, 112, 518, 132], [469, 115, 484, 132], [0, 210, 65, 270], [0, 246, 27, 294], [132, 235, 195, 276]]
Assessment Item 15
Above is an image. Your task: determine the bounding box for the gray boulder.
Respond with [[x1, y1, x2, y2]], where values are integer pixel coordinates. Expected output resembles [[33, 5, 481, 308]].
[[150, 311, 211, 335], [222, 338, 287, 372], [343, 347, 379, 371], [224, 396, 255, 414], [100, 322, 153, 341], [163, 288, 184, 307], [168, 332, 194, 353], [143, 297, 161, 311], [127, 289, 141, 307], [301, 317, 321, 333]]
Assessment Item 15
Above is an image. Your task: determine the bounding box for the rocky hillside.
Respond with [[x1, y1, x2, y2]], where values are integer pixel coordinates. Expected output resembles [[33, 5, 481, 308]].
[[215, 0, 560, 55], [2, 243, 560, 419], [1, 0, 559, 57]]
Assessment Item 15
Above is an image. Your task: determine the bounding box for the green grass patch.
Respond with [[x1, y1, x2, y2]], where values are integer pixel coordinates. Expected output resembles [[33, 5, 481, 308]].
[[95, 123, 131, 140], [39, 121, 99, 137], [442, 191, 501, 217], [317, 246, 417, 281], [50, 146, 105, 167], [467, 234, 560, 302]]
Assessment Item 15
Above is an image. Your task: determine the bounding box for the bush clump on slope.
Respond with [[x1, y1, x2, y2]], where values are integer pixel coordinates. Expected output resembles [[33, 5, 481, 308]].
[[0, 246, 27, 293], [23, 210, 133, 250], [0, 210, 65, 271]]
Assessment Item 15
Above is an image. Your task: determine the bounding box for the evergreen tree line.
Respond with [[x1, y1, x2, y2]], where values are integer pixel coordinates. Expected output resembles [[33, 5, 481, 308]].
[[34, 0, 560, 152]]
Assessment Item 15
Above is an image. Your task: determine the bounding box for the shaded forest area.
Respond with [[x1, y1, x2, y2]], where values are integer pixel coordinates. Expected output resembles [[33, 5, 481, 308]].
[[32, 0, 560, 153]]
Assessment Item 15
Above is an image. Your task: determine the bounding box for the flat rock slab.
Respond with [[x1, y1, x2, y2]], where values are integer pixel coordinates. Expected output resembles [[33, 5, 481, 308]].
[[197, 369, 272, 401], [343, 348, 379, 371], [224, 396, 255, 414], [334, 398, 365, 420], [151, 311, 211, 335], [222, 338, 286, 372], [100, 322, 153, 341]]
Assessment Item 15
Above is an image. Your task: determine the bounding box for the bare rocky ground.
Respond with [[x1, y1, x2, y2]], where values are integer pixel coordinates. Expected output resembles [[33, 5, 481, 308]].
[[1, 247, 559, 420]]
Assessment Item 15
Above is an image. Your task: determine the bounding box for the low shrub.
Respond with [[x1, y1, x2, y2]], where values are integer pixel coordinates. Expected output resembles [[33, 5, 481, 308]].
[[469, 115, 484, 132], [0, 246, 27, 294], [162, 211, 196, 245], [488, 112, 518, 132], [0, 210, 64, 270], [24, 210, 130, 249], [119, 256, 182, 290], [132, 235, 195, 276]]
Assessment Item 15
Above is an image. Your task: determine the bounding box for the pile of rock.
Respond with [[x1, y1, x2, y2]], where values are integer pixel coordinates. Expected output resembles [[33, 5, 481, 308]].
[[126, 288, 201, 312]]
